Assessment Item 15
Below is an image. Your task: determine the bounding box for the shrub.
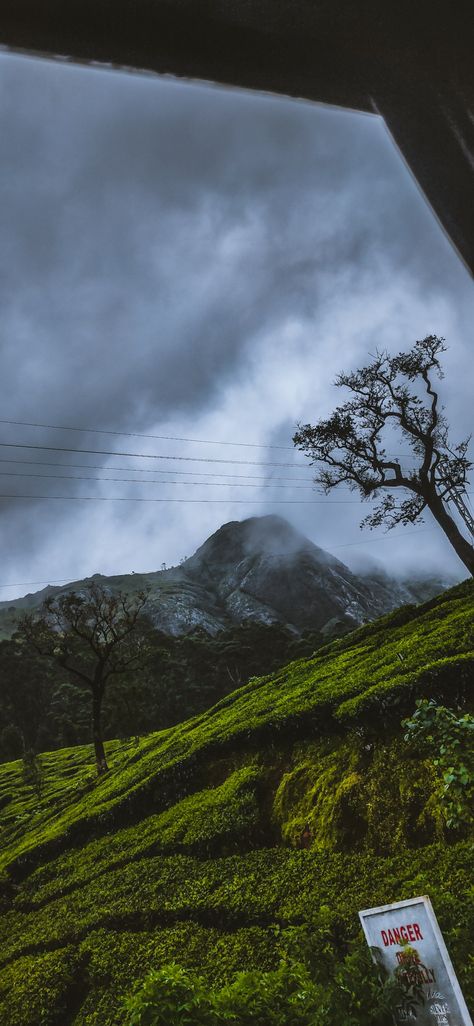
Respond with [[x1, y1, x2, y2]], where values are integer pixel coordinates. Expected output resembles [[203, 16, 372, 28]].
[[403, 700, 474, 828], [123, 953, 395, 1026], [124, 961, 327, 1026], [125, 963, 218, 1026]]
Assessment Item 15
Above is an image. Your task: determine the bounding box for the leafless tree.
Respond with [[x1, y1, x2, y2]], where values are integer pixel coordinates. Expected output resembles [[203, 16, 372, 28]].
[[293, 336, 473, 576]]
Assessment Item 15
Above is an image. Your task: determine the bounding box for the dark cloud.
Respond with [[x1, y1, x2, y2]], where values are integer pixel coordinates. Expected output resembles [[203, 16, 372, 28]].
[[0, 50, 472, 595]]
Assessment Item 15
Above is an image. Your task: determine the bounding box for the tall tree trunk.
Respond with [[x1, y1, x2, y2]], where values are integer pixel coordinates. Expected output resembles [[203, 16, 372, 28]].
[[92, 690, 108, 775], [427, 492, 474, 576]]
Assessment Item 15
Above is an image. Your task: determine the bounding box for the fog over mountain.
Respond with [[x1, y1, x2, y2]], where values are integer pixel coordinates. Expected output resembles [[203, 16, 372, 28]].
[[0, 516, 455, 639], [0, 50, 472, 598]]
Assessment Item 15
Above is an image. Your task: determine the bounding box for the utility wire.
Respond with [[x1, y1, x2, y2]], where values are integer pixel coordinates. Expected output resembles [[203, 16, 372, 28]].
[[0, 457, 315, 483], [0, 577, 89, 590], [0, 494, 366, 504], [0, 470, 323, 492], [0, 441, 305, 469], [331, 528, 438, 547], [0, 462, 471, 496], [0, 418, 422, 459], [0, 418, 294, 451], [2, 470, 470, 497]]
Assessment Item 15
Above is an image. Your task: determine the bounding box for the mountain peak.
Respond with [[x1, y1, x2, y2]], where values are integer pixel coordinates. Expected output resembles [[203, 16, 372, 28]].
[[0, 516, 449, 640], [184, 515, 342, 572]]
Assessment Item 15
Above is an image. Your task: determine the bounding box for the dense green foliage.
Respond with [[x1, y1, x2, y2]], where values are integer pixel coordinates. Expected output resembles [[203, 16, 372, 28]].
[[124, 953, 393, 1026], [404, 698, 474, 828], [0, 621, 328, 762], [0, 580, 472, 1025]]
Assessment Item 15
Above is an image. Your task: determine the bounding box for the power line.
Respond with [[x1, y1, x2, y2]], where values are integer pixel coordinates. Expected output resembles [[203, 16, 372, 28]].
[[334, 528, 437, 547], [0, 441, 305, 469], [0, 571, 179, 590], [0, 462, 471, 496], [0, 417, 426, 459], [0, 493, 364, 504], [0, 470, 324, 492], [0, 440, 426, 472], [0, 457, 314, 482], [0, 418, 295, 451], [0, 577, 87, 590]]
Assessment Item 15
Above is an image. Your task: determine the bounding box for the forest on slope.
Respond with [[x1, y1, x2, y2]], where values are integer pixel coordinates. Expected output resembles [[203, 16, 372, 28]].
[[0, 621, 331, 762], [0, 580, 473, 1025]]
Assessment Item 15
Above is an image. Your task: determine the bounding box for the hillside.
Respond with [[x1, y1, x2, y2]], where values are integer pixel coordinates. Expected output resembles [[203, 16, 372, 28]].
[[0, 516, 454, 640], [0, 580, 473, 1025]]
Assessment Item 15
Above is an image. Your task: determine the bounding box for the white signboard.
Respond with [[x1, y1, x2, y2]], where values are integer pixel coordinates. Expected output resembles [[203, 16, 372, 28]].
[[359, 896, 473, 1026]]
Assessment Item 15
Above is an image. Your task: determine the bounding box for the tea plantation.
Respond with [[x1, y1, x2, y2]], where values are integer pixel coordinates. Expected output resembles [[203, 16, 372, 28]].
[[0, 581, 473, 1025]]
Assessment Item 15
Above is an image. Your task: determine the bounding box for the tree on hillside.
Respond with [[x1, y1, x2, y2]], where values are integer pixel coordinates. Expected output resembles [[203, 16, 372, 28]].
[[18, 583, 148, 775], [293, 336, 473, 576]]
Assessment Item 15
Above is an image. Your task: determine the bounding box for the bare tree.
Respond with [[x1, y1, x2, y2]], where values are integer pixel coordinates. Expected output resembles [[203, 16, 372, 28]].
[[19, 583, 148, 774], [293, 336, 473, 576]]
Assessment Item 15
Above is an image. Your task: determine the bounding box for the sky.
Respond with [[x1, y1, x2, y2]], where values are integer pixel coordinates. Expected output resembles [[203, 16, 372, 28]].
[[0, 49, 473, 599]]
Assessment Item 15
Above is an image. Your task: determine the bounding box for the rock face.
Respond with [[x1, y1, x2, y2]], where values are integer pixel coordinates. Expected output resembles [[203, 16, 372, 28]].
[[178, 516, 378, 632], [0, 515, 454, 639]]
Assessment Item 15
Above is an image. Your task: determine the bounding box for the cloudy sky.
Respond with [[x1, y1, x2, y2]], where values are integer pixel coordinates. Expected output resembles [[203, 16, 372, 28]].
[[0, 49, 472, 599]]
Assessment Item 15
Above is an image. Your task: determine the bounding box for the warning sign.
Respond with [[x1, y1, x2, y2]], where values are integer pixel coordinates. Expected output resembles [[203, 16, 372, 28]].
[[359, 896, 473, 1026]]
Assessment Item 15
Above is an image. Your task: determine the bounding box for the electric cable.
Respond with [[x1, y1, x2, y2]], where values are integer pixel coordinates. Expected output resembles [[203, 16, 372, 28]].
[[0, 470, 355, 493], [0, 493, 368, 504], [0, 457, 315, 483], [0, 418, 426, 459], [0, 441, 306, 468], [0, 418, 294, 450]]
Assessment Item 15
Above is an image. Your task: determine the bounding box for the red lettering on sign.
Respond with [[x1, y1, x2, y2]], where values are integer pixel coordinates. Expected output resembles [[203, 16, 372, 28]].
[[381, 922, 424, 946]]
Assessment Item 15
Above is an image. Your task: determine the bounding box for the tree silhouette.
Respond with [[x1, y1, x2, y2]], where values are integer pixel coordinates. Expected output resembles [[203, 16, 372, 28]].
[[19, 583, 148, 774], [293, 336, 473, 576]]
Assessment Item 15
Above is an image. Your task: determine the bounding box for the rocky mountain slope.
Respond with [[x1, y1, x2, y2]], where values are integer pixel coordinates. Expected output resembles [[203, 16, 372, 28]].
[[0, 515, 455, 638]]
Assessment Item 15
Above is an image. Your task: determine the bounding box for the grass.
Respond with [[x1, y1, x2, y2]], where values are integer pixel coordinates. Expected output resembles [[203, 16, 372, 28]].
[[0, 580, 473, 1025]]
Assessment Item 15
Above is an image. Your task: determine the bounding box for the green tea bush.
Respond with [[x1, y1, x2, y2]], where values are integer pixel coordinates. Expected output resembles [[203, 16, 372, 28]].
[[215, 963, 326, 1026], [124, 961, 327, 1026], [0, 582, 473, 1025], [125, 963, 218, 1026], [123, 954, 394, 1026], [0, 946, 80, 1026], [1, 582, 472, 880]]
